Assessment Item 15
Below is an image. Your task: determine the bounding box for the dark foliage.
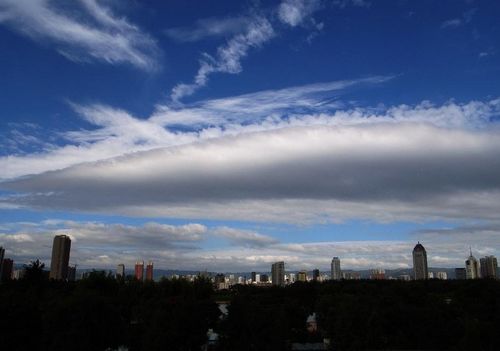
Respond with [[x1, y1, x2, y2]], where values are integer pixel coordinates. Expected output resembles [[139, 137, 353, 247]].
[[0, 271, 219, 351], [1, 274, 499, 350], [216, 280, 500, 351]]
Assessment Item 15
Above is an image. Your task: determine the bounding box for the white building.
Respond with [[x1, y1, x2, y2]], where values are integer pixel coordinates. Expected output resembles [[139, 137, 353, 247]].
[[331, 257, 341, 280], [466, 249, 480, 279], [436, 271, 448, 280]]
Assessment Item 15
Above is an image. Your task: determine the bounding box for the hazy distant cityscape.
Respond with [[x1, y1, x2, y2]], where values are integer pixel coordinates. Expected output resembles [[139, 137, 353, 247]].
[[1, 236, 497, 287]]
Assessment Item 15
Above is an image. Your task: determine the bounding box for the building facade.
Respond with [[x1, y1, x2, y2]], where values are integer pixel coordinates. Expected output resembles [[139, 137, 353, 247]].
[[297, 270, 307, 282], [146, 261, 154, 281], [312, 269, 320, 281], [331, 257, 341, 280], [135, 261, 144, 281], [412, 242, 428, 280], [465, 249, 480, 279], [480, 256, 498, 279], [271, 261, 285, 286], [455, 268, 466, 280], [49, 234, 71, 280], [116, 264, 125, 279]]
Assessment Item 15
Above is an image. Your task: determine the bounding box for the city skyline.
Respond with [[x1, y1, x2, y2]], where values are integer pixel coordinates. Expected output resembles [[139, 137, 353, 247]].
[[1, 1, 500, 272], [1, 238, 497, 280]]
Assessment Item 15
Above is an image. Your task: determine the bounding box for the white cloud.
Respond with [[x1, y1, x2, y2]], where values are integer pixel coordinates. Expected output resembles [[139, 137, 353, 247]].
[[2, 219, 499, 272], [170, 0, 327, 102], [278, 0, 321, 27], [212, 226, 279, 248], [3, 121, 500, 224], [441, 18, 462, 29], [171, 16, 275, 101], [164, 16, 251, 42], [0, 0, 159, 70]]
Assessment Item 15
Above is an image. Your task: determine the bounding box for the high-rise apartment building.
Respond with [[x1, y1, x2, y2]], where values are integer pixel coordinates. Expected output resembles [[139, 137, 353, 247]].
[[116, 264, 125, 279], [271, 261, 285, 286], [480, 256, 498, 279], [146, 261, 154, 281], [331, 257, 341, 280], [465, 249, 480, 279], [49, 235, 71, 280], [412, 242, 428, 280], [135, 261, 144, 281]]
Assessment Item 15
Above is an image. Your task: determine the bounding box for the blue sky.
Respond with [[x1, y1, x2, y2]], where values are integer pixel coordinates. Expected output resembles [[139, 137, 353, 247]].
[[1, 0, 500, 272]]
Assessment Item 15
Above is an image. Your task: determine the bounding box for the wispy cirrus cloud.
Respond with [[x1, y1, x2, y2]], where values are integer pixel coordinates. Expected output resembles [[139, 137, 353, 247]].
[[0, 0, 160, 71], [164, 16, 251, 42], [441, 18, 462, 29], [170, 15, 275, 102], [212, 226, 279, 248], [170, 0, 326, 102]]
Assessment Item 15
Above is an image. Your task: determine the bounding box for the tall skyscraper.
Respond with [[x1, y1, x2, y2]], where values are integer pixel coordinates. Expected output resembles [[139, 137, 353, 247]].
[[331, 257, 341, 280], [49, 234, 71, 280], [146, 261, 154, 281], [412, 242, 428, 280], [116, 264, 125, 279], [271, 261, 285, 286], [135, 261, 144, 281], [465, 249, 480, 279], [480, 256, 498, 279]]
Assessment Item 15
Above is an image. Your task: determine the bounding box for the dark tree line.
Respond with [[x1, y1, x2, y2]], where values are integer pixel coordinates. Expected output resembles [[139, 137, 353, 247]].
[[216, 280, 500, 351], [0, 263, 219, 351], [2, 264, 500, 350]]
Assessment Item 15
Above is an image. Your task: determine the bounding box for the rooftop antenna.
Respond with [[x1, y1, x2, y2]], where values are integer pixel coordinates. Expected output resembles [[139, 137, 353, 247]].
[[469, 246, 472, 257]]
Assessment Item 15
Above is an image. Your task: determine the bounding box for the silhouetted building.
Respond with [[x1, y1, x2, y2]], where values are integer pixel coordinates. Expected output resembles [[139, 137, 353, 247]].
[[214, 274, 226, 289], [312, 269, 320, 281], [1, 258, 13, 281], [67, 266, 76, 281], [412, 242, 428, 280], [455, 268, 466, 280], [331, 257, 341, 280], [116, 264, 125, 279], [49, 235, 71, 280], [251, 271, 256, 283], [466, 249, 480, 279], [271, 261, 285, 286], [146, 261, 154, 281], [480, 256, 498, 279], [260, 274, 269, 283], [297, 270, 307, 282], [135, 261, 144, 281]]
